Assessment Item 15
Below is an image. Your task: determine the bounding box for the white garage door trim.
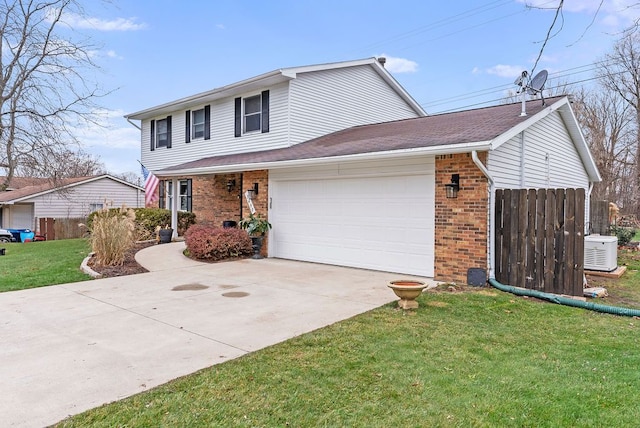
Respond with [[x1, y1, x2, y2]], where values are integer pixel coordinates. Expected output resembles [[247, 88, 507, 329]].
[[269, 157, 435, 277]]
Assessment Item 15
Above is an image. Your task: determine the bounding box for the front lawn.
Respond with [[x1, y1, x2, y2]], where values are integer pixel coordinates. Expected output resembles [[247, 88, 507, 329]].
[[0, 238, 92, 292], [57, 286, 640, 427]]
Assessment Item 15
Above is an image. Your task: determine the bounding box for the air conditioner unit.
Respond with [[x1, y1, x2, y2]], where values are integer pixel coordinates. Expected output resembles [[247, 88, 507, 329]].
[[584, 235, 618, 272]]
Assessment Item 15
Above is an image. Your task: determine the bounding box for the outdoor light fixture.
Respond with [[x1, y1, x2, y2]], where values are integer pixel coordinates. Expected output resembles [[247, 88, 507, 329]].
[[445, 174, 460, 199], [226, 179, 236, 193], [246, 183, 259, 200]]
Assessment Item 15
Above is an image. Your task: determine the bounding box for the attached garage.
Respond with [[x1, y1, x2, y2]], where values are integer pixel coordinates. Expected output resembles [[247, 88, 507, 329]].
[[269, 157, 435, 276]]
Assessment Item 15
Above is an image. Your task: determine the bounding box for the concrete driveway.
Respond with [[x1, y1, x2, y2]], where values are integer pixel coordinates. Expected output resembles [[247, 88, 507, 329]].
[[0, 242, 435, 427]]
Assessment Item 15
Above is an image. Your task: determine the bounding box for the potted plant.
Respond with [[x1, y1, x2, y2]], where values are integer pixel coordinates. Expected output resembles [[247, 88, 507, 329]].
[[157, 224, 174, 244], [239, 213, 272, 259]]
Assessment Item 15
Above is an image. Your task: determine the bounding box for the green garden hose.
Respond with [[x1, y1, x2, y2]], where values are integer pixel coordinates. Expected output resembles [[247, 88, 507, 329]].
[[488, 278, 640, 317]]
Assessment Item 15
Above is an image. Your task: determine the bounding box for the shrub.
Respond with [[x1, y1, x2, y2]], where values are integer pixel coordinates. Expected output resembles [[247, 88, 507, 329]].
[[89, 206, 136, 266], [88, 208, 196, 241], [185, 224, 253, 261], [610, 225, 636, 246]]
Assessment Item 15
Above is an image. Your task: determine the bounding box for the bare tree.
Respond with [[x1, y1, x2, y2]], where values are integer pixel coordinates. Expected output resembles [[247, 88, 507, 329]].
[[572, 88, 636, 206], [16, 147, 106, 178], [0, 0, 105, 190], [111, 171, 142, 187], [598, 32, 640, 214]]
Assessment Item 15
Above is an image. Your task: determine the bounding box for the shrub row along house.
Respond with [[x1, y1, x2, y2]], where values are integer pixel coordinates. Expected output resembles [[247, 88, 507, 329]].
[[125, 57, 600, 284]]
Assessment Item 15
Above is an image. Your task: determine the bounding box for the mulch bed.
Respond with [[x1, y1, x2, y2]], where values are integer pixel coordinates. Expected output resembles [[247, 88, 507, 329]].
[[87, 241, 156, 278]]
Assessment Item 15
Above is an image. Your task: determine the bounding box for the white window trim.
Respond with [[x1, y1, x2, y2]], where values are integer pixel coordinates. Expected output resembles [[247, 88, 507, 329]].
[[192, 108, 205, 140], [243, 94, 262, 133], [156, 118, 169, 148]]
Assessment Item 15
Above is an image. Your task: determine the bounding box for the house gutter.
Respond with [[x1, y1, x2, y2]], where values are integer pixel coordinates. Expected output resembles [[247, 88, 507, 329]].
[[126, 117, 141, 131], [157, 141, 493, 177], [471, 150, 496, 278]]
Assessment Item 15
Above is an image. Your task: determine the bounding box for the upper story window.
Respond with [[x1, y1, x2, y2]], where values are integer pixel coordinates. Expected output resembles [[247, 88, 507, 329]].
[[192, 109, 205, 139], [234, 90, 269, 137], [150, 116, 172, 150], [244, 95, 261, 133], [156, 119, 169, 147], [185, 105, 210, 143]]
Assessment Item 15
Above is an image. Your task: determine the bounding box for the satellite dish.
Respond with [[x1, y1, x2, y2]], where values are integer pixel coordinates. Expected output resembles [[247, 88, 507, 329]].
[[514, 69, 548, 116], [527, 70, 548, 95]]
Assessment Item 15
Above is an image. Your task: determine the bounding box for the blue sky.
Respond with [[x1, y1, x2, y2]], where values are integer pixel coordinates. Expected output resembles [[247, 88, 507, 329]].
[[66, 0, 640, 177]]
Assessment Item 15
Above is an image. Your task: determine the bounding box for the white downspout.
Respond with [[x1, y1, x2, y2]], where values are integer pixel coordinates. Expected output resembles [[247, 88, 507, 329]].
[[171, 178, 178, 238], [472, 150, 496, 278], [587, 182, 594, 235]]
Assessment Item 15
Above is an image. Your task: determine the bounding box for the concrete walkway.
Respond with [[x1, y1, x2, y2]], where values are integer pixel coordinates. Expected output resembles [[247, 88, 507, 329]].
[[0, 242, 436, 427]]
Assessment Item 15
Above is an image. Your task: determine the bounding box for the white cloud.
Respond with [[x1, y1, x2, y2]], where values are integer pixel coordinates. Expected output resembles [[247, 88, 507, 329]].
[[485, 64, 526, 78], [216, 24, 225, 30], [106, 50, 124, 60], [378, 54, 419, 73], [48, 8, 147, 31], [76, 109, 140, 150]]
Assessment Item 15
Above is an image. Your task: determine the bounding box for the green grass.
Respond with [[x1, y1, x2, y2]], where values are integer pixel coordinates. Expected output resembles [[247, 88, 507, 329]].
[[57, 287, 640, 428], [588, 249, 640, 308], [0, 238, 92, 292]]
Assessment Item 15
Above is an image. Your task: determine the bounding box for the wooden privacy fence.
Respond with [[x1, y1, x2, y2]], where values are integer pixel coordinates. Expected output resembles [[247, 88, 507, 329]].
[[494, 188, 585, 297], [38, 217, 87, 240]]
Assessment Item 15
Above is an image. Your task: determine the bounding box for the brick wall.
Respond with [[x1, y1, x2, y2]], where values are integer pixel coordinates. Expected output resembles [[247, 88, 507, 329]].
[[192, 174, 242, 227], [434, 152, 489, 284], [242, 170, 269, 257]]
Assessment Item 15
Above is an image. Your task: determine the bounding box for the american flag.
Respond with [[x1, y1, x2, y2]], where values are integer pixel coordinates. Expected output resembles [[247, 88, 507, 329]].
[[141, 164, 159, 206]]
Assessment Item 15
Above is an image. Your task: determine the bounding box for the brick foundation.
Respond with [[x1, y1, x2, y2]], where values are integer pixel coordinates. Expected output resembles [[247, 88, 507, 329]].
[[434, 153, 489, 284]]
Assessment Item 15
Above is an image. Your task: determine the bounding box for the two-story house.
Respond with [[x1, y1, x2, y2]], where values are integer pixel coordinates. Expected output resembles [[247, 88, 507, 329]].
[[126, 58, 600, 286]]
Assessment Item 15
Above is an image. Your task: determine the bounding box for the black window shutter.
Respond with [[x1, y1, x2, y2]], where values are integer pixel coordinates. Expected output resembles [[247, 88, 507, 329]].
[[159, 180, 165, 208], [150, 120, 155, 151], [166, 115, 172, 148], [204, 105, 211, 140], [185, 110, 191, 143], [186, 179, 192, 212], [234, 97, 241, 137], [261, 90, 270, 133]]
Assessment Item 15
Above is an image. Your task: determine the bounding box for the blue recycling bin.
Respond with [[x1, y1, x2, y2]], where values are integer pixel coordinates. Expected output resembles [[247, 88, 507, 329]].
[[6, 228, 35, 242]]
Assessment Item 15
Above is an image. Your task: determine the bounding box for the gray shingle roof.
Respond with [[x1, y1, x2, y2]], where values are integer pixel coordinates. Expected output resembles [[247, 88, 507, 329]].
[[160, 97, 562, 173]]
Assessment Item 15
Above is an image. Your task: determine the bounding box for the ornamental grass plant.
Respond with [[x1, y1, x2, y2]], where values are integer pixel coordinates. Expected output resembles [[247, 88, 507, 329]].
[[88, 206, 136, 266]]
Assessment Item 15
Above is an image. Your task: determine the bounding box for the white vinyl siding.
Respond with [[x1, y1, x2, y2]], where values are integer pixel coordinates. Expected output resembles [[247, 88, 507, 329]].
[[140, 64, 423, 171], [30, 178, 144, 218], [269, 156, 435, 277], [288, 66, 421, 145], [141, 83, 290, 171], [488, 111, 589, 190]]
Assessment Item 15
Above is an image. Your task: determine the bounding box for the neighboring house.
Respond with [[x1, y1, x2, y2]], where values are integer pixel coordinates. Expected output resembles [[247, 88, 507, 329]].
[[0, 175, 145, 234], [126, 57, 600, 285]]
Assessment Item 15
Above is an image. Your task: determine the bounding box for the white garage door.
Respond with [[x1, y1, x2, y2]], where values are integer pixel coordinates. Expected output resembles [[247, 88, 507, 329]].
[[270, 159, 435, 277], [9, 204, 34, 229]]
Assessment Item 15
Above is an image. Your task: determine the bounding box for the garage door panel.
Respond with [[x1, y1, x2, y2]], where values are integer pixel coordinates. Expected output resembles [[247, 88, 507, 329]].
[[271, 168, 435, 277]]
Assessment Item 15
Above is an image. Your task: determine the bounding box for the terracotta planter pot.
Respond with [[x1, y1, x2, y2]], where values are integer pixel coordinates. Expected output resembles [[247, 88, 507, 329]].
[[388, 280, 427, 309]]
